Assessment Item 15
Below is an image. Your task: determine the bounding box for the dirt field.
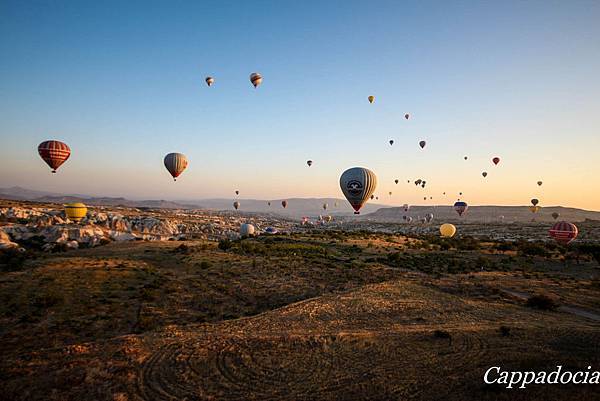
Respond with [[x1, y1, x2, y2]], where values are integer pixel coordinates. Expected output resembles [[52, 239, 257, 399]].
[[1, 232, 600, 400]]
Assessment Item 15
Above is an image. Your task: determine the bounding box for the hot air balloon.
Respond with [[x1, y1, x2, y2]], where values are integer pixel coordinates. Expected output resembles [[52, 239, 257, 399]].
[[205, 76, 214, 87], [425, 213, 434, 223], [375, 196, 379, 200], [233, 201, 240, 210], [265, 227, 278, 234], [492, 157, 500, 165], [38, 140, 71, 173], [454, 201, 468, 217], [415, 179, 422, 186], [368, 95, 374, 104], [339, 167, 377, 214], [389, 139, 394, 146], [403, 204, 410, 212], [64, 202, 87, 223], [423, 196, 427, 201], [537, 181, 543, 186], [529, 206, 541, 213], [440, 223, 456, 238], [531, 198, 539, 206], [482, 171, 488, 178], [552, 212, 560, 220], [267, 201, 271, 206], [419, 140, 426, 149], [404, 113, 410, 120], [250, 72, 262, 88], [163, 153, 188, 181], [459, 192, 463, 196], [549, 221, 578, 244], [407, 180, 410, 183], [389, 191, 392, 196], [240, 223, 255, 237], [406, 216, 413, 223], [281, 200, 288, 208], [322, 203, 328, 210], [370, 195, 375, 200], [464, 156, 468, 160], [394, 179, 399, 184], [307, 160, 313, 167], [235, 190, 240, 196]]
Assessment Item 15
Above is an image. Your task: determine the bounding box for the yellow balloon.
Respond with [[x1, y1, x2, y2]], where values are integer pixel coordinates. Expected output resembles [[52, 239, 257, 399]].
[[440, 223, 456, 238], [64, 202, 87, 223], [368, 95, 374, 104], [529, 205, 541, 213]]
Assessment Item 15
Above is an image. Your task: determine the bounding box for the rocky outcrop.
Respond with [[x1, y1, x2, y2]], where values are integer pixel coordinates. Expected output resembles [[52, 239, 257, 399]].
[[0, 206, 293, 251]]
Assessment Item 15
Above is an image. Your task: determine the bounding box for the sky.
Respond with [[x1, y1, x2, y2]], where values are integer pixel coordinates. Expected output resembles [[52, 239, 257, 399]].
[[0, 0, 599, 210]]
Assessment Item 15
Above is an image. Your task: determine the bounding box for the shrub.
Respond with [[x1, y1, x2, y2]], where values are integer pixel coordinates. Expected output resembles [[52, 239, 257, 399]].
[[577, 244, 600, 265], [526, 294, 558, 310], [433, 330, 452, 340], [218, 239, 232, 251], [0, 248, 28, 272], [517, 241, 549, 257]]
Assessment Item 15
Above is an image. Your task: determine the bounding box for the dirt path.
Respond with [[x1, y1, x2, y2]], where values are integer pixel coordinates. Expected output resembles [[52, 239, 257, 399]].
[[500, 288, 600, 322]]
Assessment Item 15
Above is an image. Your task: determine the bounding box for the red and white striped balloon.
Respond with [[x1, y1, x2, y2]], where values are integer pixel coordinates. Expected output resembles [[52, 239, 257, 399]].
[[38, 140, 71, 173], [549, 221, 578, 245]]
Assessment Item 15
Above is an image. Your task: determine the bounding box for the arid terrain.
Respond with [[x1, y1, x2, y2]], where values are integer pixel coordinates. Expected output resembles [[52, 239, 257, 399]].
[[1, 200, 600, 400]]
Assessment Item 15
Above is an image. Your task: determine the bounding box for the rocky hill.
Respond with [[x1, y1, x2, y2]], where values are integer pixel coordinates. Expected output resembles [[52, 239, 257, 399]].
[[363, 205, 600, 223]]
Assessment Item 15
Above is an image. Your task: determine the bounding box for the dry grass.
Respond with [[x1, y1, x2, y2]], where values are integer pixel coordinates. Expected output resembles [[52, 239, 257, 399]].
[[1, 231, 599, 400]]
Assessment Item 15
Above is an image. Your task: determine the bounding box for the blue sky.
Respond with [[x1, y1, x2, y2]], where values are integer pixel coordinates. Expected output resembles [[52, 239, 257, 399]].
[[1, 0, 599, 209]]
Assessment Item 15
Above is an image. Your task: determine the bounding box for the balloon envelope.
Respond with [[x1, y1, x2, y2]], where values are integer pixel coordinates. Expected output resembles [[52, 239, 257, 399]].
[[419, 140, 426, 149], [240, 223, 255, 236], [339, 167, 377, 214], [368, 95, 374, 103], [404, 113, 410, 120], [537, 181, 543, 186], [64, 202, 87, 223], [552, 212, 560, 220], [389, 140, 394, 146], [38, 140, 71, 173], [163, 153, 188, 181], [250, 72, 262, 88], [531, 198, 539, 206], [440, 223, 456, 238], [492, 157, 500, 165], [454, 201, 468, 216], [307, 160, 313, 167], [281, 200, 288, 208], [205, 76, 214, 86], [549, 221, 578, 244], [482, 172, 488, 177], [233, 201, 240, 210]]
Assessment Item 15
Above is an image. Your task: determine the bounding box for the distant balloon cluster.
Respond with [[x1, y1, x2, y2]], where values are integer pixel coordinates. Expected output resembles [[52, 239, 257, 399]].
[[35, 72, 574, 244]]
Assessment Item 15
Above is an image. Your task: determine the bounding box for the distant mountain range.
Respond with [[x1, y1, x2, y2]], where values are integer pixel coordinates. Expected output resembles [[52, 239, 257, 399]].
[[1, 186, 598, 222], [0, 186, 382, 217], [363, 205, 600, 223]]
